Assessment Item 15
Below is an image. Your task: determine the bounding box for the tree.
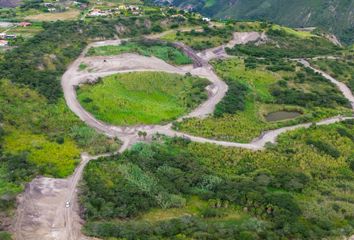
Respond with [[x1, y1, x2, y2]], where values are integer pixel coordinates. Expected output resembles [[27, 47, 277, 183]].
[[142, 131, 147, 140], [137, 131, 147, 140], [138, 131, 143, 139]]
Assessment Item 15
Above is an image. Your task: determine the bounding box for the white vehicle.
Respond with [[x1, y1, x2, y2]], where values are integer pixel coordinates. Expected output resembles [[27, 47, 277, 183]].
[[65, 201, 71, 208]]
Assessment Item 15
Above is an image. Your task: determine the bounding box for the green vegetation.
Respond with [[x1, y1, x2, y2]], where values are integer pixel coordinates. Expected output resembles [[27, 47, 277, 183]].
[[6, 22, 43, 40], [79, 63, 88, 71], [0, 10, 194, 233], [0, 80, 119, 158], [214, 81, 248, 117], [0, 79, 119, 231], [4, 131, 80, 177], [175, 58, 351, 142], [78, 72, 208, 125], [227, 28, 341, 58], [81, 120, 354, 239], [0, 231, 12, 240], [0, 17, 190, 102], [0, 21, 108, 101], [87, 40, 192, 65], [311, 57, 354, 93], [0, 3, 352, 238], [170, 0, 354, 44], [162, 25, 234, 50]]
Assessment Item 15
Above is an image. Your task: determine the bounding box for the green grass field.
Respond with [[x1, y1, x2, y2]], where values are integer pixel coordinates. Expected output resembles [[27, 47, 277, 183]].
[[77, 72, 208, 125], [87, 41, 192, 65]]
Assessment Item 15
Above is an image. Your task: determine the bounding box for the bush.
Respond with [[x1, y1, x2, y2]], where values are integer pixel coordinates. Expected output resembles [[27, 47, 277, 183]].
[[214, 81, 248, 117], [200, 208, 225, 218], [227, 29, 341, 59], [0, 232, 12, 240], [337, 128, 354, 141], [306, 139, 340, 158], [347, 155, 354, 171], [271, 170, 310, 192], [270, 68, 349, 108]]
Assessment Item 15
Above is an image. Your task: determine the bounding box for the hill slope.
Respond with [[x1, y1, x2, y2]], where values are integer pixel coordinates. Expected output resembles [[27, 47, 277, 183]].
[[0, 0, 22, 7], [162, 0, 354, 44]]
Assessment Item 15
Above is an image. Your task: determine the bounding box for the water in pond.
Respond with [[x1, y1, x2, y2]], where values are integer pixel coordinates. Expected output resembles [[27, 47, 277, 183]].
[[265, 111, 301, 122]]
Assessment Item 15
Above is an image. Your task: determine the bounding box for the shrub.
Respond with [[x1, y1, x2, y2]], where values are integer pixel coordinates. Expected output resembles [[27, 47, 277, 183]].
[[200, 208, 225, 218], [337, 128, 354, 141], [214, 81, 248, 117], [347, 155, 354, 171], [306, 139, 340, 158], [0, 232, 12, 240]]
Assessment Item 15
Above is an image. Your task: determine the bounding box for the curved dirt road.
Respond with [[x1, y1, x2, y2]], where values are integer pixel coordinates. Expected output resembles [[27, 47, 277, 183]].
[[58, 39, 354, 240], [13, 33, 354, 240], [61, 40, 229, 140], [62, 38, 354, 151]]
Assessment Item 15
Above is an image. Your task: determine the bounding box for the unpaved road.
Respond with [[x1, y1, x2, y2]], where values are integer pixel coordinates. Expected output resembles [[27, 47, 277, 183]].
[[13, 33, 354, 240], [198, 32, 267, 61], [13, 145, 130, 240], [299, 59, 354, 109]]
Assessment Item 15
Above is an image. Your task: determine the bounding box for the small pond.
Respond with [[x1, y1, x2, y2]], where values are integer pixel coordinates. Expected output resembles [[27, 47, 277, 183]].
[[265, 111, 302, 122]]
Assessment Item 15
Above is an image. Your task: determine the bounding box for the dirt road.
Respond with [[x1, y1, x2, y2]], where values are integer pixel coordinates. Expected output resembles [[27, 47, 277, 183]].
[[299, 59, 354, 110], [61, 37, 353, 151], [13, 33, 354, 240], [197, 32, 267, 61]]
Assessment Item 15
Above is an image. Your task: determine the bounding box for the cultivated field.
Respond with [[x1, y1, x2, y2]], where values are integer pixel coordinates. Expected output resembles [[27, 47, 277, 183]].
[[25, 10, 80, 21]]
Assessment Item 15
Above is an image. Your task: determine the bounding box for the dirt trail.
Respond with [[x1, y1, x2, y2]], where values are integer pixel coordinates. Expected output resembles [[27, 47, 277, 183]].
[[13, 147, 127, 240], [197, 32, 266, 61], [299, 59, 354, 110], [12, 33, 354, 240]]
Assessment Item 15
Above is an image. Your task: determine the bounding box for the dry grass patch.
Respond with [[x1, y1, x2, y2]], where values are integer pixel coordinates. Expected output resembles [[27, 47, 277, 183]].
[[25, 10, 80, 21]]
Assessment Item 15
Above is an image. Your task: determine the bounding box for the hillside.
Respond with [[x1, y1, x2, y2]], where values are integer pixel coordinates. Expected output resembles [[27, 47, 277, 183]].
[[1, 2, 354, 239], [160, 0, 354, 44], [0, 0, 21, 7]]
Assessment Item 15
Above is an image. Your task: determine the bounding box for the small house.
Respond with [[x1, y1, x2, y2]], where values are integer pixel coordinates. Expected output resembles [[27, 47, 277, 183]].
[[19, 22, 32, 27], [0, 40, 8, 47], [127, 5, 139, 11], [88, 9, 108, 17], [5, 34, 16, 39], [43, 2, 54, 7]]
